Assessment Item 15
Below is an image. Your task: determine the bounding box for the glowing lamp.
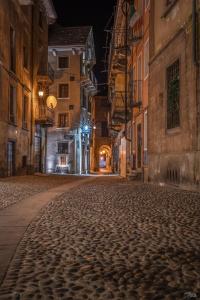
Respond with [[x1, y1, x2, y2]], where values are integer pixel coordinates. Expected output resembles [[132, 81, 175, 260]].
[[38, 90, 44, 97]]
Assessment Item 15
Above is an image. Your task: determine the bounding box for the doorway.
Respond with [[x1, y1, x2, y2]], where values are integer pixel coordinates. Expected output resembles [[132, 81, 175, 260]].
[[7, 141, 16, 176], [34, 136, 42, 172], [99, 145, 111, 173]]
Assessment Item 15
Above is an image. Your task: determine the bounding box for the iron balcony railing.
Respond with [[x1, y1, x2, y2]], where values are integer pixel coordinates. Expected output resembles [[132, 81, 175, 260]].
[[35, 105, 54, 127]]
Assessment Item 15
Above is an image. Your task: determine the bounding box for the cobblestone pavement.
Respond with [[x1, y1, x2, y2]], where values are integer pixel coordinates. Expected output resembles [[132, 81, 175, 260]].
[[0, 175, 84, 210], [0, 177, 200, 299]]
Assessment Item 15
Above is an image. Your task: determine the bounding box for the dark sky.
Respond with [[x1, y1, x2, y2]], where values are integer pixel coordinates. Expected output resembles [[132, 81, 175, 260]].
[[52, 0, 116, 92]]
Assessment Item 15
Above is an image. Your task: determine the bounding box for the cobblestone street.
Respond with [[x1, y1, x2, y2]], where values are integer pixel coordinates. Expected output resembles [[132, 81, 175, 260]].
[[0, 175, 84, 210], [0, 177, 200, 299]]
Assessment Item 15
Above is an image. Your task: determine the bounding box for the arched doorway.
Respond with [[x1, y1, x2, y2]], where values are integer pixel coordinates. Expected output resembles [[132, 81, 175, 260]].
[[99, 145, 111, 173]]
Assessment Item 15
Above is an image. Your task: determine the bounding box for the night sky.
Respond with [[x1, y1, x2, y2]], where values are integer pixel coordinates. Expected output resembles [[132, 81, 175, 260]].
[[52, 0, 116, 93]]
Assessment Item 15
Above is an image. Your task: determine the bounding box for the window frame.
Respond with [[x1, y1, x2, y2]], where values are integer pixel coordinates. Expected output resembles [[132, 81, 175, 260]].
[[57, 142, 69, 154], [9, 84, 17, 125], [58, 56, 69, 69], [166, 59, 180, 130], [58, 113, 69, 128], [58, 83, 69, 99]]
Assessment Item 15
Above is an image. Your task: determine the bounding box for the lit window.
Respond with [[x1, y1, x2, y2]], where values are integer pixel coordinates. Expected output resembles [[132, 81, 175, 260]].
[[166, 59, 180, 129], [58, 57, 69, 69], [59, 84, 69, 98], [60, 156, 66, 166]]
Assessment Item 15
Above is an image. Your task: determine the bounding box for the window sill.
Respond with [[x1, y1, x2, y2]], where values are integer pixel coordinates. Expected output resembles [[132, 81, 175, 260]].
[[57, 67, 69, 70], [58, 97, 70, 100], [166, 126, 181, 135], [161, 0, 178, 18]]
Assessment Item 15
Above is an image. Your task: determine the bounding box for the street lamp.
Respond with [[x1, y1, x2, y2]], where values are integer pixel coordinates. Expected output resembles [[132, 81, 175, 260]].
[[38, 90, 44, 98]]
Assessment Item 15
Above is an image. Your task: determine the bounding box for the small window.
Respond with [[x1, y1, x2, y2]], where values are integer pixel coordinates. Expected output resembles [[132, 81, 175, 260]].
[[58, 113, 68, 128], [22, 95, 28, 129], [9, 85, 17, 124], [166, 59, 180, 129], [58, 142, 69, 154], [58, 57, 69, 69], [59, 84, 69, 98]]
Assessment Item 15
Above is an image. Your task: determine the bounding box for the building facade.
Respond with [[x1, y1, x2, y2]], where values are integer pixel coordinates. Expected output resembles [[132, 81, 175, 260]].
[[46, 24, 97, 174], [148, 0, 200, 188], [0, 0, 56, 177], [90, 96, 111, 173], [108, 0, 150, 180]]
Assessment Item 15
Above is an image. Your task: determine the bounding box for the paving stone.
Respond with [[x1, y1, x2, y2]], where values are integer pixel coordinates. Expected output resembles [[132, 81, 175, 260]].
[[0, 177, 200, 299]]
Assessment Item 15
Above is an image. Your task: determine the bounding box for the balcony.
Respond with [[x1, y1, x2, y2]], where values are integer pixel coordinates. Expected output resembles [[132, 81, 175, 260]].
[[37, 63, 54, 84], [35, 105, 54, 127]]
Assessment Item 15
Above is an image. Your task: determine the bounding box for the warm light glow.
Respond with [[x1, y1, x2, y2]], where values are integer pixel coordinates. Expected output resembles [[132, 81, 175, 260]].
[[93, 125, 96, 129], [38, 90, 44, 97]]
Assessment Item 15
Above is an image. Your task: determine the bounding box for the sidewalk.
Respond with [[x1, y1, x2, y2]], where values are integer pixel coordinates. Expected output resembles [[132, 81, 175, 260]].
[[0, 176, 96, 286]]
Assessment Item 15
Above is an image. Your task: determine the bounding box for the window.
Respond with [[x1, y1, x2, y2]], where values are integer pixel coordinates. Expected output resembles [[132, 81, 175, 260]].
[[22, 95, 28, 129], [58, 113, 68, 128], [10, 27, 16, 72], [60, 156, 66, 166], [144, 40, 149, 79], [58, 57, 69, 69], [101, 121, 108, 137], [58, 142, 69, 154], [166, 59, 180, 129], [59, 84, 69, 98], [9, 85, 17, 124], [137, 55, 142, 101]]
